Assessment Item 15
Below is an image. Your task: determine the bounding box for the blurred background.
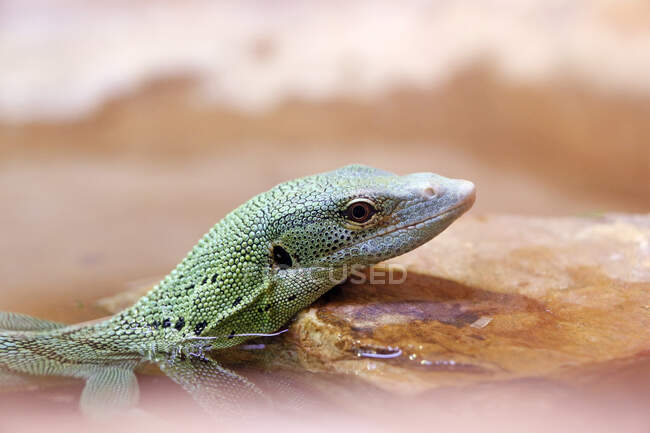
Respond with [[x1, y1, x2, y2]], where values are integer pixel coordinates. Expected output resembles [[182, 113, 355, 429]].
[[1, 1, 650, 430], [2, 0, 649, 323], [1, 0, 649, 322]]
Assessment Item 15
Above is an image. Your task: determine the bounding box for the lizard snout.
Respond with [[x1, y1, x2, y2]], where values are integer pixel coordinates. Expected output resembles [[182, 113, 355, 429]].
[[410, 173, 476, 207]]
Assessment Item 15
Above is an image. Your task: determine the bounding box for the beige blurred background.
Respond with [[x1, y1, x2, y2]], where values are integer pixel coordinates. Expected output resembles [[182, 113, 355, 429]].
[[1, 0, 649, 330]]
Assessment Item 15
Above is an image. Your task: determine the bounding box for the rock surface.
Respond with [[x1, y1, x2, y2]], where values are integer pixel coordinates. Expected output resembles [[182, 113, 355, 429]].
[[101, 213, 650, 392]]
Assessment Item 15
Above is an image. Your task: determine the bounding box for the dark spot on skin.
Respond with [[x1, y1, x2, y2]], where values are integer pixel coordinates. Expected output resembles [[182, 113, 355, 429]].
[[264, 304, 272, 312], [272, 245, 292, 268], [228, 331, 235, 339], [287, 294, 297, 301], [175, 317, 185, 331], [211, 273, 218, 283], [179, 353, 187, 361], [151, 321, 160, 330], [232, 296, 242, 307], [194, 321, 207, 336], [201, 276, 208, 285], [257, 307, 263, 313], [162, 319, 171, 328]]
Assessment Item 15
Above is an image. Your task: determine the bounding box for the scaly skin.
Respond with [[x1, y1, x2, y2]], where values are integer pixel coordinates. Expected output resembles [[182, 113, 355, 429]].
[[0, 164, 475, 415]]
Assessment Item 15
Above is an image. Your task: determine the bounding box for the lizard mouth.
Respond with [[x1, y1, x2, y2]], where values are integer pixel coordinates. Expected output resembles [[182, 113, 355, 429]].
[[375, 198, 474, 239], [362, 179, 476, 243]]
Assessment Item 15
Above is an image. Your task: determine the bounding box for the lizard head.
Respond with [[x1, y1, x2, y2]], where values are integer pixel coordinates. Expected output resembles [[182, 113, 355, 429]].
[[160, 164, 476, 340], [263, 164, 475, 272]]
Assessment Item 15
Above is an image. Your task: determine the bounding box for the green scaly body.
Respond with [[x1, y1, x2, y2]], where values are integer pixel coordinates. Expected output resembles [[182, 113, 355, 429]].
[[0, 164, 475, 415]]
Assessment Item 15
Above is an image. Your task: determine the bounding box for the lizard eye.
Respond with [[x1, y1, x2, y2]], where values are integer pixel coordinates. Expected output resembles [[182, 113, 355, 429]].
[[343, 199, 377, 224]]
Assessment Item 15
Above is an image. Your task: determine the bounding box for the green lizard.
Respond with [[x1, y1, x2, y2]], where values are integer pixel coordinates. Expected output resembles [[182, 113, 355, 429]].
[[0, 164, 475, 416]]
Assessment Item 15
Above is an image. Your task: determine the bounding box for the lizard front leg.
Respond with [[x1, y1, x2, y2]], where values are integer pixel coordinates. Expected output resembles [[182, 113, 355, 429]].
[[78, 362, 140, 418], [158, 355, 269, 417]]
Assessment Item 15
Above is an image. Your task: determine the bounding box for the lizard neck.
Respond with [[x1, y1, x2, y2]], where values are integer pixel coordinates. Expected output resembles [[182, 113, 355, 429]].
[[98, 204, 273, 352]]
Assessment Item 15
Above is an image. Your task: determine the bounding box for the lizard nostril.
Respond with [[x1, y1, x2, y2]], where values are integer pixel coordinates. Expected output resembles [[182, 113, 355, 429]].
[[422, 186, 436, 199]]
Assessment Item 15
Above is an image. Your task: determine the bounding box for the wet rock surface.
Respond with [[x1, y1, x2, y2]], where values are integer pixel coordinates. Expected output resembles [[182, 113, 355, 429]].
[[101, 213, 650, 392]]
